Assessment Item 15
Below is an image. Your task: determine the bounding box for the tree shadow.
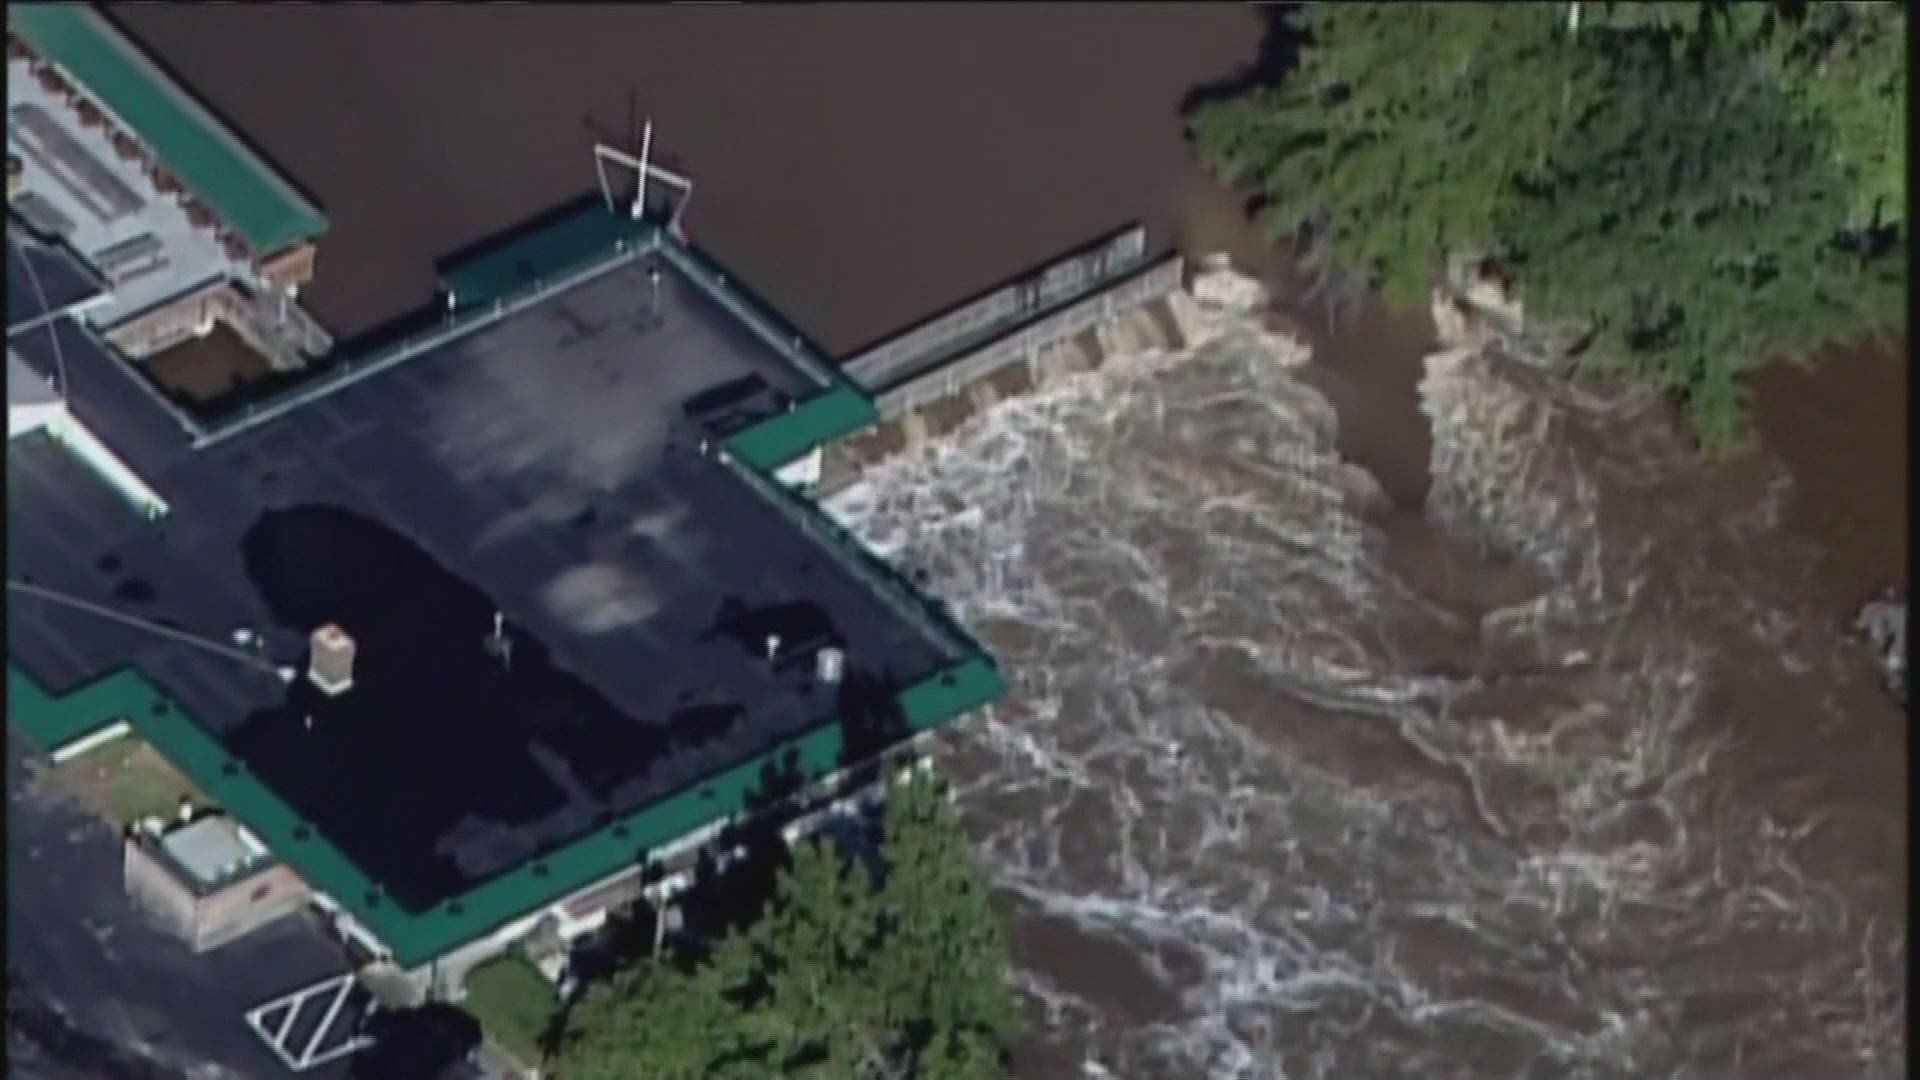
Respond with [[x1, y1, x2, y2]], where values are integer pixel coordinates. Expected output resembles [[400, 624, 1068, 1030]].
[[1178, 3, 1306, 119], [675, 749, 808, 948], [350, 1002, 481, 1080], [562, 855, 672, 988], [835, 667, 909, 791], [556, 668, 907, 994], [565, 746, 813, 993]]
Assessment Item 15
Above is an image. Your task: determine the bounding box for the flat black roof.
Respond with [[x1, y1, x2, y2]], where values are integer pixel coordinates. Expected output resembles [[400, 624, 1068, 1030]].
[[8, 249, 951, 913]]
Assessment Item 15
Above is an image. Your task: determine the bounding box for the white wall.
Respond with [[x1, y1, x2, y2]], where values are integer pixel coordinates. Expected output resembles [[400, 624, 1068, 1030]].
[[9, 399, 67, 439], [775, 445, 824, 490]]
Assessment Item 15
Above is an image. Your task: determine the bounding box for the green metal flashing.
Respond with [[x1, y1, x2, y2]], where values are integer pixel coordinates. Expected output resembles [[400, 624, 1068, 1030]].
[[9, 644, 1002, 967], [207, 205, 871, 460], [438, 204, 654, 312], [10, 4, 326, 254], [6, 662, 150, 753], [726, 382, 879, 471]]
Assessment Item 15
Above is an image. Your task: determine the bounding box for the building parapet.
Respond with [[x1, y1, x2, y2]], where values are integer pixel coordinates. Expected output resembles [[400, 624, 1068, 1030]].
[[723, 448, 984, 661]]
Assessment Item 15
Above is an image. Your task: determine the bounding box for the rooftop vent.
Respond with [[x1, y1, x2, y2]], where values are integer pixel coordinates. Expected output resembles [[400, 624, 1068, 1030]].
[[307, 623, 356, 696], [815, 646, 845, 686]]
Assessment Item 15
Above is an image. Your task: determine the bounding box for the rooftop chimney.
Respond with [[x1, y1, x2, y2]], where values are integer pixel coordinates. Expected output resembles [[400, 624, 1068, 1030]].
[[307, 623, 356, 696], [815, 646, 845, 686]]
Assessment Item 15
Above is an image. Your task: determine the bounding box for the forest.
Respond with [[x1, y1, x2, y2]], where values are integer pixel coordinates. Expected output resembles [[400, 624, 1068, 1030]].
[[1190, 1, 1906, 448], [552, 771, 1017, 1080]]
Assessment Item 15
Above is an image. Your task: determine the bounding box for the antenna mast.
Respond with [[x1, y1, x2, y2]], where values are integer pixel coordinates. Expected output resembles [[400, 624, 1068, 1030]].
[[591, 118, 695, 235], [633, 120, 653, 221]]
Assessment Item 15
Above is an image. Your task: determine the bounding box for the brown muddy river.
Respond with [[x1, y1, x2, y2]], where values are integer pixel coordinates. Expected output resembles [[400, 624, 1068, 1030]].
[[829, 254, 1906, 1079], [18, 8, 1897, 1078]]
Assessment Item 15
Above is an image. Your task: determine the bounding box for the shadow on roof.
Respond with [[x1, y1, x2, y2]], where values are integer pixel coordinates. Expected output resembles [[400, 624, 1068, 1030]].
[[228, 501, 817, 913]]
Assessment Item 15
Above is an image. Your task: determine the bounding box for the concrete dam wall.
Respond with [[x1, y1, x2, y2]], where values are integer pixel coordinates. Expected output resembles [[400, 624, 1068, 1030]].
[[825, 224, 1186, 493]]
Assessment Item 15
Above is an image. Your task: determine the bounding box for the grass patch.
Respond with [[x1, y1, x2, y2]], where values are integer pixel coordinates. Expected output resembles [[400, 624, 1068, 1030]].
[[463, 951, 559, 1067], [49, 735, 204, 829]]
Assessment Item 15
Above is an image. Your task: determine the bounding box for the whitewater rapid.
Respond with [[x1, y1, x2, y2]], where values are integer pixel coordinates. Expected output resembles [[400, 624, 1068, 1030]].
[[826, 282, 1905, 1080]]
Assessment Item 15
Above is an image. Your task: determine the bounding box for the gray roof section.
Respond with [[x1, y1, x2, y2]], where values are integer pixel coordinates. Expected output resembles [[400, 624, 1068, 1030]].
[[7, 222, 106, 336], [8, 346, 59, 408], [7, 61, 242, 329], [161, 813, 267, 887], [7, 309, 197, 467]]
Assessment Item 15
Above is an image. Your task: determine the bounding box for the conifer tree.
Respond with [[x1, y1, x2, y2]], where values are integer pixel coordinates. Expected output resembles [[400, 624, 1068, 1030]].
[[551, 770, 1016, 1079], [871, 772, 1017, 1080]]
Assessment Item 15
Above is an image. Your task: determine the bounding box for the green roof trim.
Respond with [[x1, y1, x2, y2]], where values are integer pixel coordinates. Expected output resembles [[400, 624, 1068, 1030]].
[[10, 648, 1002, 968], [438, 204, 655, 312], [726, 382, 879, 471], [10, 4, 326, 253], [6, 662, 146, 753]]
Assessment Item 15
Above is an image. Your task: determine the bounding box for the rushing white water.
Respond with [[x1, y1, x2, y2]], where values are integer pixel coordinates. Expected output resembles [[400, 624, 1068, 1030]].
[[827, 288, 1905, 1080]]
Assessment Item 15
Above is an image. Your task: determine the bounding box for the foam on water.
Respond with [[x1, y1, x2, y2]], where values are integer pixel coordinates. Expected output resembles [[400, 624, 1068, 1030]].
[[827, 298, 1904, 1080]]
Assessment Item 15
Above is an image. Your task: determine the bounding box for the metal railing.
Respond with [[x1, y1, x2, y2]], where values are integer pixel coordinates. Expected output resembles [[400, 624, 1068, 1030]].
[[843, 224, 1148, 391], [873, 254, 1183, 417], [194, 234, 656, 448], [653, 239, 839, 389], [721, 448, 981, 663], [219, 284, 333, 365]]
